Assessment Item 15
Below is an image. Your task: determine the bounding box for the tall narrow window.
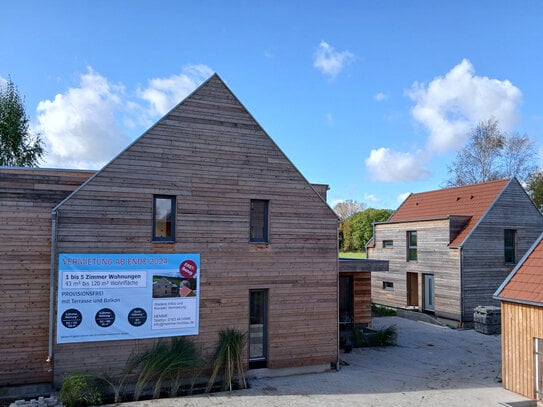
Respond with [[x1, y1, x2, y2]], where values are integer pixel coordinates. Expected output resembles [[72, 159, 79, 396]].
[[153, 196, 175, 242], [407, 231, 417, 261], [250, 199, 269, 243], [249, 289, 268, 369], [504, 229, 516, 264]]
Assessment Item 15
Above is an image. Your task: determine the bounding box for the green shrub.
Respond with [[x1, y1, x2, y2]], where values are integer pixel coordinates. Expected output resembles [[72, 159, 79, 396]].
[[371, 304, 397, 316], [375, 325, 397, 346], [59, 372, 105, 407]]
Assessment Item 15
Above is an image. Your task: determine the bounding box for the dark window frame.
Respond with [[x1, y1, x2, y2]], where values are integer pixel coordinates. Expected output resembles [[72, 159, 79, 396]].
[[383, 281, 394, 291], [152, 195, 176, 242], [249, 288, 268, 369], [407, 231, 417, 262], [250, 199, 269, 243], [383, 240, 394, 249], [504, 229, 517, 264]]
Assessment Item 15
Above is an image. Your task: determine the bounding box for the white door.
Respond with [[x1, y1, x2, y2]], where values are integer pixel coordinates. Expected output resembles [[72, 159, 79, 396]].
[[424, 274, 435, 312]]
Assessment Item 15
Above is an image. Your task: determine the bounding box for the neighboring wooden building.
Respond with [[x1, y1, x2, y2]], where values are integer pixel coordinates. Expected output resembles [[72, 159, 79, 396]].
[[339, 259, 388, 327], [367, 179, 543, 325], [495, 233, 543, 401], [0, 168, 94, 385], [0, 74, 339, 387]]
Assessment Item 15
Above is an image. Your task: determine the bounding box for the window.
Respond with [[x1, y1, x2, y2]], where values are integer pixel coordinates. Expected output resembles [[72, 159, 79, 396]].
[[250, 199, 269, 243], [383, 281, 394, 291], [383, 240, 393, 248], [153, 196, 175, 242], [407, 231, 417, 261], [504, 229, 517, 264], [249, 289, 268, 369]]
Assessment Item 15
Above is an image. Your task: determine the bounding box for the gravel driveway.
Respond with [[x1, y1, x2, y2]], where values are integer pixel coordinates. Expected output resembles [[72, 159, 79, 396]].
[[109, 316, 533, 407]]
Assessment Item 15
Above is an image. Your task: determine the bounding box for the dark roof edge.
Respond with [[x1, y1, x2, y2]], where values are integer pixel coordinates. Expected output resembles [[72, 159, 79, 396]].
[[493, 296, 543, 308]]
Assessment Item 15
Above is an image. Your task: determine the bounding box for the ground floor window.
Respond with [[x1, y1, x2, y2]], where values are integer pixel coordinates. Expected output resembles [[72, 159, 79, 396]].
[[249, 289, 268, 369]]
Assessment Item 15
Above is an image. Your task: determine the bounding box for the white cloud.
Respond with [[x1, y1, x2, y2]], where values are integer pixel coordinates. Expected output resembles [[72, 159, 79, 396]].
[[313, 41, 354, 78], [363, 193, 380, 204], [36, 68, 129, 169], [396, 192, 411, 204], [36, 65, 213, 169], [375, 92, 388, 102], [137, 65, 213, 118], [365, 147, 430, 182], [364, 59, 523, 183], [408, 59, 522, 153]]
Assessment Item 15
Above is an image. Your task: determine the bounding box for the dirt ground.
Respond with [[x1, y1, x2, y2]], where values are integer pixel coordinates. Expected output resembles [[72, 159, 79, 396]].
[[110, 316, 534, 407]]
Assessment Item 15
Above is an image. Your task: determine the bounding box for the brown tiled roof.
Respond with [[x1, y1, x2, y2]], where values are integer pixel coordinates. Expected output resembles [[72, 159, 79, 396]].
[[388, 179, 510, 247], [496, 234, 543, 304]]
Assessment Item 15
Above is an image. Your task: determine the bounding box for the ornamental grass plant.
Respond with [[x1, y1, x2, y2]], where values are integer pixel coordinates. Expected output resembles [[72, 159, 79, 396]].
[[206, 328, 247, 392], [127, 337, 202, 400]]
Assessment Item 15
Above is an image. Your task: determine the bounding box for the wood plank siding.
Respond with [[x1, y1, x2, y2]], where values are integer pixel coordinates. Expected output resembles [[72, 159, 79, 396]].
[[461, 180, 543, 320], [339, 259, 388, 327], [501, 301, 543, 400], [0, 168, 94, 386], [370, 219, 461, 321], [52, 75, 339, 384]]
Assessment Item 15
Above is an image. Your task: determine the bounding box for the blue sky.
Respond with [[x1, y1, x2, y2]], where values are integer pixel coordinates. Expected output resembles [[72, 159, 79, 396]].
[[1, 1, 542, 209]]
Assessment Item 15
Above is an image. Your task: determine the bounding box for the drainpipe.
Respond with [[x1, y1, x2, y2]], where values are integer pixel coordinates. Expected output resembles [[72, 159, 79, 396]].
[[458, 247, 464, 328], [47, 210, 58, 364], [336, 220, 341, 371]]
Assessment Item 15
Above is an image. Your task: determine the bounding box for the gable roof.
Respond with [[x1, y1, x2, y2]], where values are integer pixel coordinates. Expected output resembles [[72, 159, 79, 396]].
[[387, 179, 511, 247], [494, 232, 543, 306], [53, 73, 337, 219]]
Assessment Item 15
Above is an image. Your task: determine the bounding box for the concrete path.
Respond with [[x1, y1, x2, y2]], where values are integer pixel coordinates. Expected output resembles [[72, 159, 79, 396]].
[[109, 316, 534, 406]]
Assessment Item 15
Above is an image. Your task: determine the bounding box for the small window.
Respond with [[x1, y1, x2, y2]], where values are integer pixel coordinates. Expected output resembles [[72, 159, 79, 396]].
[[383, 281, 394, 291], [153, 196, 175, 242], [383, 240, 393, 248], [504, 229, 516, 264], [250, 199, 269, 243], [407, 231, 417, 261]]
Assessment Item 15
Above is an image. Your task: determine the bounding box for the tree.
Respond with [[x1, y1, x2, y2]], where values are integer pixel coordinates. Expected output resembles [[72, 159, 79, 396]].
[[333, 199, 366, 221], [0, 78, 44, 166], [341, 208, 393, 252], [527, 171, 543, 210], [445, 117, 537, 187]]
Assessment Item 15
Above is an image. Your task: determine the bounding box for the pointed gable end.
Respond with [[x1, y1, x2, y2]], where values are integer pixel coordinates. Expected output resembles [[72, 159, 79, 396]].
[[55, 73, 337, 219], [495, 233, 543, 305]]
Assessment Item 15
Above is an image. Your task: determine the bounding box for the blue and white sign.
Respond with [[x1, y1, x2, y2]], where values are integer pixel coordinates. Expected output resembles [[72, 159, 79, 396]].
[[57, 253, 200, 344]]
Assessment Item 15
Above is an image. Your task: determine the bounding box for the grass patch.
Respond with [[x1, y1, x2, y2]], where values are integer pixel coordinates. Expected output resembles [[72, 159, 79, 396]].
[[372, 304, 397, 316], [339, 251, 366, 259]]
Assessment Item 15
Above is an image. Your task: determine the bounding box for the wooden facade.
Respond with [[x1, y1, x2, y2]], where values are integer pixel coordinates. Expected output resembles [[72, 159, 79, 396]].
[[339, 259, 388, 327], [499, 301, 543, 400], [0, 168, 94, 386], [48, 75, 339, 385], [495, 233, 543, 400], [369, 179, 543, 324]]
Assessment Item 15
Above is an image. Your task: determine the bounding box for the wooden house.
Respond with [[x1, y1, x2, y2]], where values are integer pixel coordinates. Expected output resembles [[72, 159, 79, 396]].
[[0, 168, 94, 386], [494, 232, 543, 401], [0, 74, 339, 388], [367, 179, 543, 326]]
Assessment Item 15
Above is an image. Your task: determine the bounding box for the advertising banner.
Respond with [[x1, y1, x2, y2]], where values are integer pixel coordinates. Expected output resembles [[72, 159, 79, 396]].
[[57, 253, 200, 344]]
